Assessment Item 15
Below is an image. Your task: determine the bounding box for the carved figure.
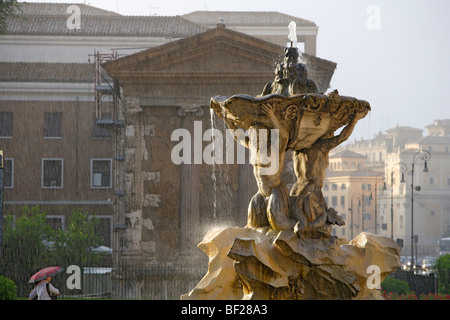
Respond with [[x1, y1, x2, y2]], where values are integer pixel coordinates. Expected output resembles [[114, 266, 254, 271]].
[[224, 103, 296, 231], [185, 38, 401, 302], [211, 46, 370, 237], [290, 110, 368, 237]]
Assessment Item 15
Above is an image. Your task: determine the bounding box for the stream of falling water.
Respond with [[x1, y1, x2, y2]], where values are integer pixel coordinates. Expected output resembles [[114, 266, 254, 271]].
[[210, 108, 217, 220]]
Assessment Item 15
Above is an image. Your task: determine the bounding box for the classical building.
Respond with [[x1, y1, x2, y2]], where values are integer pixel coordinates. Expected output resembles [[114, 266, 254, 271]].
[[379, 120, 450, 258], [0, 2, 336, 298], [331, 120, 450, 259], [323, 150, 385, 239], [182, 11, 318, 55], [0, 3, 207, 249], [102, 24, 336, 298]]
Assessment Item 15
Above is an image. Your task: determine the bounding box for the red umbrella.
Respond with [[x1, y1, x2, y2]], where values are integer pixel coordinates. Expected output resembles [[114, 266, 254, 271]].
[[28, 266, 64, 284]]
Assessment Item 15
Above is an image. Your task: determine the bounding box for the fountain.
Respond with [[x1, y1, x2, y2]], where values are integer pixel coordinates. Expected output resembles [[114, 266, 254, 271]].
[[181, 23, 400, 300]]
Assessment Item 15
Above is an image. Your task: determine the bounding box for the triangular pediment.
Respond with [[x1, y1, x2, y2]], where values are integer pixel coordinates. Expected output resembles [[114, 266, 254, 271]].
[[104, 25, 337, 95], [104, 26, 283, 76]]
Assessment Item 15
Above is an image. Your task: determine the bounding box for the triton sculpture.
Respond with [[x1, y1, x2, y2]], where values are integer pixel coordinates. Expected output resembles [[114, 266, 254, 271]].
[[182, 25, 400, 300]]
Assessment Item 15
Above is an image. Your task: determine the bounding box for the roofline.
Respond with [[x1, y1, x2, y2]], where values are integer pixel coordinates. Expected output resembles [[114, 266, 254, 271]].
[[182, 10, 317, 26], [103, 25, 285, 75]]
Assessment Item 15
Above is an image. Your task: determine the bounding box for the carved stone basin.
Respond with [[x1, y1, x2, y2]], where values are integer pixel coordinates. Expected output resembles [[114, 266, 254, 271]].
[[211, 92, 370, 150]]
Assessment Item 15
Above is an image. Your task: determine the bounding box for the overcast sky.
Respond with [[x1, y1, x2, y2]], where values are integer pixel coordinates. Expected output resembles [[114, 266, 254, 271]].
[[24, 0, 450, 141]]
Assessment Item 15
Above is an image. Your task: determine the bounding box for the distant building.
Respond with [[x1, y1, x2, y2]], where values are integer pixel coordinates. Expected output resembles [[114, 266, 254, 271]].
[[182, 11, 318, 55], [380, 121, 450, 257], [331, 120, 450, 258], [323, 150, 385, 239]]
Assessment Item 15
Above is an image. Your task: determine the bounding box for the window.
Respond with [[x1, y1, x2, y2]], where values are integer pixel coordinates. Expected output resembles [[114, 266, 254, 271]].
[[340, 195, 345, 207], [91, 215, 113, 248], [4, 158, 14, 188], [341, 183, 346, 190], [91, 159, 112, 188], [44, 112, 62, 138], [332, 184, 338, 190], [332, 196, 337, 206], [46, 215, 65, 231], [42, 159, 63, 188], [323, 184, 328, 191], [0, 112, 13, 137]]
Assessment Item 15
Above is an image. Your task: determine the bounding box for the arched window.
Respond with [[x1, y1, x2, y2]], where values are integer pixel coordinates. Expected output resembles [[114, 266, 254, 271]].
[[344, 161, 349, 170]]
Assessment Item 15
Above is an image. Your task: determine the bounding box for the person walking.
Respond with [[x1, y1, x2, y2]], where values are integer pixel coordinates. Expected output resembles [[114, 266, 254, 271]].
[[29, 277, 60, 300]]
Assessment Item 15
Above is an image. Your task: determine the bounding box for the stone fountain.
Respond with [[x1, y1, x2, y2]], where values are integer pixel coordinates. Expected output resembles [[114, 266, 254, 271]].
[[181, 24, 400, 300]]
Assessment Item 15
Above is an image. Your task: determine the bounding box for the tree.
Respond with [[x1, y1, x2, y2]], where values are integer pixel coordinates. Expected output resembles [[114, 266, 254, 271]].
[[0, 0, 22, 34], [0, 206, 103, 297], [0, 206, 54, 296], [52, 209, 103, 267], [435, 254, 450, 294]]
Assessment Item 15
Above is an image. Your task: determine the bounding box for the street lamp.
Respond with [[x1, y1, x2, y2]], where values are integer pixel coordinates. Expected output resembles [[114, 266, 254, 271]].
[[350, 187, 371, 236], [349, 193, 362, 239], [373, 173, 385, 235], [407, 149, 431, 272], [388, 162, 406, 239]]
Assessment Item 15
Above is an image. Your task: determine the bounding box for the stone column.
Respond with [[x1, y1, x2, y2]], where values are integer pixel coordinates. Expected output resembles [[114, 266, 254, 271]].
[[121, 96, 144, 260], [305, 35, 317, 56], [178, 106, 203, 264]]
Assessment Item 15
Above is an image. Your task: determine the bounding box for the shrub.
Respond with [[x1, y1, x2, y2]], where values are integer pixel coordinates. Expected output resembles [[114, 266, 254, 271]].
[[381, 277, 411, 295], [435, 254, 450, 294], [0, 275, 18, 300]]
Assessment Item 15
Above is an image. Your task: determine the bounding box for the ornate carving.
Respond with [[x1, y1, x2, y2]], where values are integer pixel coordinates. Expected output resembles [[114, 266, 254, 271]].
[[182, 45, 400, 301], [211, 46, 370, 237]]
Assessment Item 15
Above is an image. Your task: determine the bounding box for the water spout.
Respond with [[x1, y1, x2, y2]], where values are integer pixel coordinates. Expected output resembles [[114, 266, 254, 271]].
[[210, 108, 218, 220], [288, 21, 297, 48]]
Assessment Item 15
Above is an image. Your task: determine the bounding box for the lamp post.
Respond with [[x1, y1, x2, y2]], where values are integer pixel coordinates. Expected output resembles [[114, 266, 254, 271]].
[[361, 186, 372, 233], [349, 193, 362, 239], [388, 162, 406, 239], [408, 149, 431, 272], [373, 173, 385, 235]]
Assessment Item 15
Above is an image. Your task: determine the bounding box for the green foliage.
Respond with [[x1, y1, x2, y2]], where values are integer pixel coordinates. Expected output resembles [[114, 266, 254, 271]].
[[0, 275, 18, 300], [52, 209, 103, 266], [0, 0, 22, 34], [1, 206, 54, 288], [435, 254, 450, 294], [380, 277, 411, 295], [0, 206, 103, 297]]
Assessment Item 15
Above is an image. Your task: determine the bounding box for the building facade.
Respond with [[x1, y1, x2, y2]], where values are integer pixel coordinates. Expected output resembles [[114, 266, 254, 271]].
[[323, 150, 385, 239], [332, 120, 450, 259], [0, 2, 335, 298], [102, 25, 336, 298]]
